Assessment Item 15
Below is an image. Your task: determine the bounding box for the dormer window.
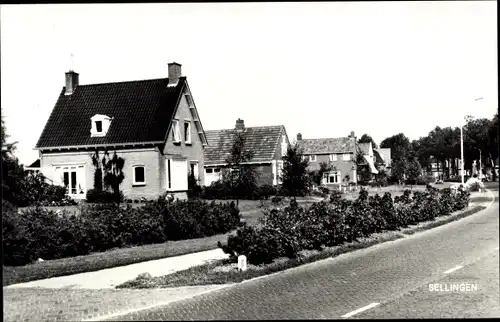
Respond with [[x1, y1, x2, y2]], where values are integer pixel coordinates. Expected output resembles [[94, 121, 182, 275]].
[[95, 121, 103, 133], [90, 114, 112, 137]]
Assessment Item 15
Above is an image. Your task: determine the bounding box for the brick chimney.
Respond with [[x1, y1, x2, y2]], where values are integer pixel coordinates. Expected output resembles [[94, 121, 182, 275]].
[[235, 118, 245, 132], [350, 131, 355, 139], [168, 62, 182, 86], [297, 133, 302, 141], [65, 70, 79, 95]]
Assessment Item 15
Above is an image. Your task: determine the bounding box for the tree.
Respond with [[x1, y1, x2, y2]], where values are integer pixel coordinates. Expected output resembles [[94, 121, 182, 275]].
[[1, 112, 25, 206], [406, 158, 422, 189], [391, 158, 407, 185], [90, 150, 104, 192], [309, 161, 334, 186], [380, 133, 412, 162], [281, 143, 311, 199], [355, 150, 371, 184], [487, 113, 499, 180], [358, 134, 378, 149], [225, 129, 258, 206], [102, 150, 125, 200]]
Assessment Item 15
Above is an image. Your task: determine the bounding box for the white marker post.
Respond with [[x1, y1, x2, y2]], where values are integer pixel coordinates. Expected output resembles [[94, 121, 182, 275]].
[[238, 255, 247, 272]]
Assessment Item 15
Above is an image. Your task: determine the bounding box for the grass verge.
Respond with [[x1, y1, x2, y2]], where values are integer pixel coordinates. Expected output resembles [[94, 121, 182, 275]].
[[117, 204, 487, 289], [2, 230, 235, 286]]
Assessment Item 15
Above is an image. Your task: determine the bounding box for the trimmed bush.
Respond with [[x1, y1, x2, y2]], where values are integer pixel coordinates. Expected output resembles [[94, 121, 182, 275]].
[[2, 195, 240, 266], [219, 183, 472, 266], [85, 188, 124, 203]]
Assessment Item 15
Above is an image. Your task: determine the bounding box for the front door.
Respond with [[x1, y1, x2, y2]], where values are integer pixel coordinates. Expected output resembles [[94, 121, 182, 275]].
[[165, 158, 188, 191]]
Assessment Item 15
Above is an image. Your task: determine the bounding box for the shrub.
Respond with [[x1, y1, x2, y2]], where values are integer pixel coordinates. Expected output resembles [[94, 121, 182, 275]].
[[218, 181, 473, 267], [218, 225, 299, 265], [415, 175, 435, 186], [258, 184, 277, 199], [3, 195, 240, 266], [86, 188, 124, 203]]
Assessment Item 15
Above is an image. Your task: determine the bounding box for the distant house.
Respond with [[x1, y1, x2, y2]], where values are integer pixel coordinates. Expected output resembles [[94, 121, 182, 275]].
[[357, 142, 379, 177], [375, 148, 391, 175], [203, 119, 290, 186], [25, 159, 41, 175], [296, 131, 359, 188], [34, 62, 208, 200]]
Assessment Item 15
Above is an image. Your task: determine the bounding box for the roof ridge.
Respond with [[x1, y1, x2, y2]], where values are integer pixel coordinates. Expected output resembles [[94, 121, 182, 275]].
[[68, 76, 185, 88], [206, 125, 284, 132], [301, 136, 351, 141]]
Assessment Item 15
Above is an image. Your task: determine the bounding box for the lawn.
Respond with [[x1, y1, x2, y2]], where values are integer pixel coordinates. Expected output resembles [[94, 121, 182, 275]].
[[2, 229, 236, 286]]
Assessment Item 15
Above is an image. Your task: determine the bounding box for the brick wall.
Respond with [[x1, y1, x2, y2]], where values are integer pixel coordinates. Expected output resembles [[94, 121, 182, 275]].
[[40, 148, 162, 200], [306, 153, 357, 184], [162, 86, 205, 188]]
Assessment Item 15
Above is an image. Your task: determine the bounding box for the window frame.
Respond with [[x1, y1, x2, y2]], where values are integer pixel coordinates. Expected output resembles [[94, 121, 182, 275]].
[[95, 120, 103, 133], [171, 119, 181, 143], [132, 165, 146, 186], [342, 153, 351, 161], [329, 154, 337, 161], [184, 121, 192, 144], [310, 154, 317, 162]]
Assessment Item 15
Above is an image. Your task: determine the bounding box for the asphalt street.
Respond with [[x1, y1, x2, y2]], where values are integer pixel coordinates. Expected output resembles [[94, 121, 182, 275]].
[[108, 196, 499, 320]]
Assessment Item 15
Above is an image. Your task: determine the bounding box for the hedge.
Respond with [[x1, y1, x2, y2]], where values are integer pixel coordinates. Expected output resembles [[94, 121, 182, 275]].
[[200, 181, 278, 200], [218, 185, 471, 265], [2, 195, 241, 266]]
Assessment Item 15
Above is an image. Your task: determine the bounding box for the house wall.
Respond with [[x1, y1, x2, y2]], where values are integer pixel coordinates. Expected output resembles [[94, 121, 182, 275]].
[[40, 147, 162, 200], [204, 163, 274, 187], [274, 130, 290, 160], [306, 153, 357, 183], [254, 164, 273, 186], [162, 89, 205, 188]]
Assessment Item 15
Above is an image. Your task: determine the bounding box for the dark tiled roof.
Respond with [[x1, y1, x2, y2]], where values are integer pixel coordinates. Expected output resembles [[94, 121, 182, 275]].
[[27, 159, 40, 168], [373, 150, 384, 164], [204, 126, 284, 165], [35, 77, 186, 149], [297, 137, 356, 155]]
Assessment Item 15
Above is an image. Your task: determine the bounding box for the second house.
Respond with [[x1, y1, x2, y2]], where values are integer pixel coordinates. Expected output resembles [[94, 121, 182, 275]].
[[203, 119, 290, 187]]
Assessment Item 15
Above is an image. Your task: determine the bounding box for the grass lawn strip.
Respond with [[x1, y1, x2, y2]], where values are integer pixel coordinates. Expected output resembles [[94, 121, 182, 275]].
[[2, 230, 235, 286], [3, 198, 324, 287], [117, 204, 487, 289]]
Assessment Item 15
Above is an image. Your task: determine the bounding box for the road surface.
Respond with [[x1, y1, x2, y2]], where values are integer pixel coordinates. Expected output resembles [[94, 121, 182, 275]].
[[108, 193, 499, 320]]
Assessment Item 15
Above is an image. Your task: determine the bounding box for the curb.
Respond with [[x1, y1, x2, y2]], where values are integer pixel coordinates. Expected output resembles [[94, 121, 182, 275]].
[[96, 189, 496, 320]]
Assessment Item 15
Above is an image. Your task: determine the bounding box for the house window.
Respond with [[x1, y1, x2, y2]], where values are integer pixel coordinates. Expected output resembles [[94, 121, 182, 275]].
[[95, 121, 103, 133], [281, 136, 288, 157], [302, 155, 310, 161], [323, 171, 341, 184], [133, 165, 146, 185], [172, 120, 181, 143], [277, 160, 284, 184], [58, 165, 85, 195], [184, 121, 191, 144], [206, 168, 213, 174], [214, 168, 220, 173], [329, 154, 337, 161], [90, 114, 112, 137], [190, 161, 199, 181], [342, 153, 351, 161], [310, 155, 317, 162]]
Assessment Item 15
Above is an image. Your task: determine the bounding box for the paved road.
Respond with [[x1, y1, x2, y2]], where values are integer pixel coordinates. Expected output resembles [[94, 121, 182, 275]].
[[109, 195, 499, 320]]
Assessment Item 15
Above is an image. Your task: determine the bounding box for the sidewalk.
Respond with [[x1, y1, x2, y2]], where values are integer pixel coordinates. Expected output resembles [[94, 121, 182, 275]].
[[5, 248, 229, 289]]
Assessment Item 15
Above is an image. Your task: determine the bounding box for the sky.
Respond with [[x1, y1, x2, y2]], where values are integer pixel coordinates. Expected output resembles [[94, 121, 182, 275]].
[[1, 2, 497, 165]]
